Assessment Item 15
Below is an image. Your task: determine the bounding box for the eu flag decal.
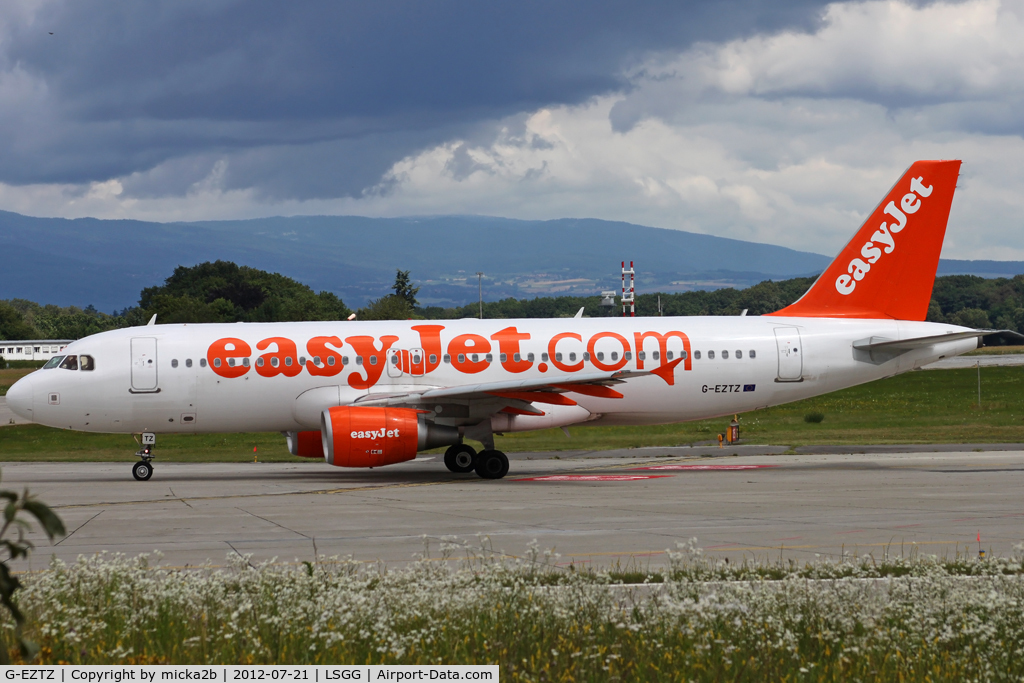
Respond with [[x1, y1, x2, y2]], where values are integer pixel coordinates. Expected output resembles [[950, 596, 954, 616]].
[[743, 384, 756, 392]]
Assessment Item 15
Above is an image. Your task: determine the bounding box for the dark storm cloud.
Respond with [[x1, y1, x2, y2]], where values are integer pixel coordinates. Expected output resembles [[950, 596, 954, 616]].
[[0, 0, 828, 197]]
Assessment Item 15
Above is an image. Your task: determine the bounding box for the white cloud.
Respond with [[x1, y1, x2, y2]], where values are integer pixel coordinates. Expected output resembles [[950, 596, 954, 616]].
[[684, 0, 1024, 101], [4, 0, 1024, 261]]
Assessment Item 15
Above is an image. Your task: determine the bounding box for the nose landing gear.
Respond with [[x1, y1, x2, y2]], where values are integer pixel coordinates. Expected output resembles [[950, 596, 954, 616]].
[[132, 432, 155, 481]]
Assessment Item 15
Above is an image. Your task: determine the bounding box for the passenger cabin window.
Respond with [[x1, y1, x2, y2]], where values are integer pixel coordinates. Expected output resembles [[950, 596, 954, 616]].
[[681, 351, 688, 360], [186, 359, 193, 368], [327, 356, 335, 366], [527, 353, 534, 362], [736, 350, 742, 359], [694, 351, 701, 360], [722, 350, 729, 359], [708, 350, 715, 359], [541, 353, 549, 362], [443, 354, 451, 363], [171, 359, 179, 368], [749, 350, 756, 359], [638, 352, 646, 361], [667, 351, 674, 360], [429, 354, 437, 364], [43, 356, 63, 369], [200, 358, 207, 367], [59, 355, 78, 371]]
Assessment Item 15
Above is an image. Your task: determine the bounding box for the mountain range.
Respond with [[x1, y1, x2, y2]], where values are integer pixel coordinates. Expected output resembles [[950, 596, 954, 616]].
[[0, 210, 1021, 312]]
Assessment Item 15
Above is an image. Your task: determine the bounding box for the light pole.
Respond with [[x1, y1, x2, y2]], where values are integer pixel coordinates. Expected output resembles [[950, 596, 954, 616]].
[[476, 272, 484, 319]]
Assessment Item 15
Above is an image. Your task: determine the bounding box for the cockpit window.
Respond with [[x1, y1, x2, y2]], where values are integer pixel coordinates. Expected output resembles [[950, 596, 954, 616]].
[[59, 355, 78, 371], [43, 356, 64, 369], [80, 355, 95, 371]]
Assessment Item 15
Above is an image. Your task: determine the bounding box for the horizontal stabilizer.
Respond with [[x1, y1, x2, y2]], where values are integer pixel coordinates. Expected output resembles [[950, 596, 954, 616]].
[[853, 329, 1001, 353]]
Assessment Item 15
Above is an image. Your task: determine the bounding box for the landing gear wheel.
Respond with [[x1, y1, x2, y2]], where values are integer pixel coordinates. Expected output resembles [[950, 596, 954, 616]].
[[474, 449, 509, 480], [444, 444, 477, 473], [132, 460, 153, 481]]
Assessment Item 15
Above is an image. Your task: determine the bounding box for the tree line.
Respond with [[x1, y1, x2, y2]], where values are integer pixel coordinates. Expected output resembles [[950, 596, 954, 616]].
[[2, 261, 1023, 341]]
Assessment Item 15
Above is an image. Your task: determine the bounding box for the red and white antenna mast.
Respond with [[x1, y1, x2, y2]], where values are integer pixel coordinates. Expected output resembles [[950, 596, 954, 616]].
[[621, 261, 635, 317]]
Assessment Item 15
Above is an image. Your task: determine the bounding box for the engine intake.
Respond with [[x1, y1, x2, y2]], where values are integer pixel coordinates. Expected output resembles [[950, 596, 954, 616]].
[[320, 406, 459, 468]]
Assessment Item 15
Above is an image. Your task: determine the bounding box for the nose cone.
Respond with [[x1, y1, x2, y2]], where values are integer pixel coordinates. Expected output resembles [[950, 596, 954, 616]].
[[5, 376, 33, 421]]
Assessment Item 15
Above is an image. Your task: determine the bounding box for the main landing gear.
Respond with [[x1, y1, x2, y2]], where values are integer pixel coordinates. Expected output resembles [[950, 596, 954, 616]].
[[132, 432, 155, 481], [444, 444, 510, 480]]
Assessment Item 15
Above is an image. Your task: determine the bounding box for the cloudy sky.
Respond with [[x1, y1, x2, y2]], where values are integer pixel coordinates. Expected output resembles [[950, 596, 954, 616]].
[[1, 0, 1023, 259]]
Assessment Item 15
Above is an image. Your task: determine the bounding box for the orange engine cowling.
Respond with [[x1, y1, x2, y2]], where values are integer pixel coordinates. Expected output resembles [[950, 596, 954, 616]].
[[285, 430, 324, 458], [320, 406, 459, 468]]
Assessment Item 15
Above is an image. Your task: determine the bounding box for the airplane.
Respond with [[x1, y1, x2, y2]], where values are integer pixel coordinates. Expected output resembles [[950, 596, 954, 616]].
[[5, 160, 994, 481]]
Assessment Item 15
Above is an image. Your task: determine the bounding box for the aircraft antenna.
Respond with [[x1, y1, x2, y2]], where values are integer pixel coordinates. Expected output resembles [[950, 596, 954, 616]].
[[621, 261, 635, 317]]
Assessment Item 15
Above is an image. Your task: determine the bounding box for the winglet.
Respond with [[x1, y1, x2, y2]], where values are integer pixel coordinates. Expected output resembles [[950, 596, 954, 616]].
[[769, 160, 961, 321], [651, 357, 684, 386]]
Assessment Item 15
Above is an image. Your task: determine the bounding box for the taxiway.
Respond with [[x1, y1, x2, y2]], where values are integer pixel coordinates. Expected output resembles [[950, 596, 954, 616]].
[[5, 448, 1023, 570]]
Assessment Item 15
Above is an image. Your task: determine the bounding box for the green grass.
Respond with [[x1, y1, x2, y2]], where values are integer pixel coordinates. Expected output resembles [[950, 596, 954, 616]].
[[494, 365, 1024, 451], [967, 344, 1024, 355], [0, 367, 34, 396], [0, 428, 309, 463], [2, 366, 1023, 461]]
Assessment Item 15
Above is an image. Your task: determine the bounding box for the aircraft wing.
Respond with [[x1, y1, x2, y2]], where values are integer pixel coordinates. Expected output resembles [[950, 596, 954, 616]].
[[351, 358, 684, 408]]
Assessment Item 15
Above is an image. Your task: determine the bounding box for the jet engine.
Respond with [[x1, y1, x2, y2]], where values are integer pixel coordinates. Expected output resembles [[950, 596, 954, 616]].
[[284, 430, 324, 458], [320, 406, 459, 468]]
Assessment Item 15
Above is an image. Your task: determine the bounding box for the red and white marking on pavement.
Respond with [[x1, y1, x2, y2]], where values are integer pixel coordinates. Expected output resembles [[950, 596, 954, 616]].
[[516, 474, 673, 482], [631, 464, 780, 471]]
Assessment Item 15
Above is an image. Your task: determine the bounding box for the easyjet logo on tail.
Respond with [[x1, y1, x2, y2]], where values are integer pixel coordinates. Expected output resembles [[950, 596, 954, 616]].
[[835, 176, 933, 296]]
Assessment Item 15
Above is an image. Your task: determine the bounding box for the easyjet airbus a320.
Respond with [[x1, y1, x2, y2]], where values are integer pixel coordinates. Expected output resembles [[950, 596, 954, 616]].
[[6, 161, 989, 481]]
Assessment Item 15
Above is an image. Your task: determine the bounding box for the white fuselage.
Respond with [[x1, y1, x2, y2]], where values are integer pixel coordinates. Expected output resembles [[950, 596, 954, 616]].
[[7, 316, 977, 436]]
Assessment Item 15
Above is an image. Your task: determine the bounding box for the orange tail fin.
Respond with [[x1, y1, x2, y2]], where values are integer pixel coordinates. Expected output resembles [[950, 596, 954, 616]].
[[769, 160, 961, 321]]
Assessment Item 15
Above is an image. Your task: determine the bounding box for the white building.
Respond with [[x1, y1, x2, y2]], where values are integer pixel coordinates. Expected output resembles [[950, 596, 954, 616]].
[[0, 340, 75, 362]]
